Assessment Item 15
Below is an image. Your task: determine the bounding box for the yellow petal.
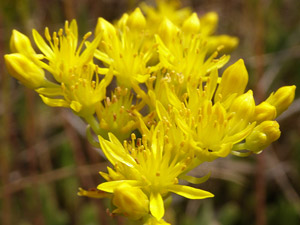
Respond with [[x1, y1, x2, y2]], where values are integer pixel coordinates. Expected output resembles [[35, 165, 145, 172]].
[[199, 11, 218, 35], [215, 59, 248, 103], [135, 74, 150, 83], [168, 184, 214, 199], [150, 192, 164, 221], [97, 180, 142, 193], [70, 101, 82, 112], [179, 173, 211, 184], [182, 13, 200, 34], [32, 29, 54, 59], [39, 95, 69, 108], [98, 134, 136, 167], [10, 30, 36, 55], [35, 86, 63, 96], [252, 101, 277, 123], [69, 19, 78, 46], [158, 18, 179, 44], [78, 187, 111, 199], [127, 8, 146, 30]]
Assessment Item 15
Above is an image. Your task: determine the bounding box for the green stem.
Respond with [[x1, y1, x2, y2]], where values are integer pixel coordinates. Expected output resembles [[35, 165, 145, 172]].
[[84, 115, 101, 135]]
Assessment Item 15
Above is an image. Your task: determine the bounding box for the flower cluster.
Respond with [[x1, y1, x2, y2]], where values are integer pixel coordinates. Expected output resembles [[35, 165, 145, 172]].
[[5, 0, 296, 224]]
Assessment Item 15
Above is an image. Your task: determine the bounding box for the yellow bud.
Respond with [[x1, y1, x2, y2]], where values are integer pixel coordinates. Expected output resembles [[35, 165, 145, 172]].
[[5, 53, 46, 89], [10, 29, 36, 55], [245, 121, 281, 153], [199, 11, 218, 35], [230, 90, 255, 121], [95, 17, 116, 40], [207, 35, 239, 54], [112, 183, 149, 220], [266, 85, 296, 116], [215, 59, 249, 103], [127, 8, 146, 30], [252, 101, 277, 123], [117, 13, 129, 30], [182, 13, 200, 34], [158, 18, 180, 43]]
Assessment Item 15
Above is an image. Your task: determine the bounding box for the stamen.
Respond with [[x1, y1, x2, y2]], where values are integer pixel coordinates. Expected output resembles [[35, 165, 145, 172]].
[[45, 27, 51, 41]]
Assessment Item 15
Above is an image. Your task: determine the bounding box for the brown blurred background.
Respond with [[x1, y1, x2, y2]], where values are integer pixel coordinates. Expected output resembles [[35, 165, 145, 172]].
[[0, 0, 300, 225]]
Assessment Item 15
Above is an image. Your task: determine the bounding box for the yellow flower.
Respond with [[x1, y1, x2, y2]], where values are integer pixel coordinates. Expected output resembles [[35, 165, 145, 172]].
[[38, 64, 112, 118], [6, 20, 111, 118], [32, 20, 104, 83], [94, 87, 138, 141], [141, 0, 192, 27], [97, 123, 213, 221], [94, 8, 156, 88], [158, 59, 295, 159], [155, 18, 230, 87]]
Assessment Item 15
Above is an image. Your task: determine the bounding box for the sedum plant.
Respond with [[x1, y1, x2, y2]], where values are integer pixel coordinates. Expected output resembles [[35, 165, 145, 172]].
[[4, 0, 296, 224]]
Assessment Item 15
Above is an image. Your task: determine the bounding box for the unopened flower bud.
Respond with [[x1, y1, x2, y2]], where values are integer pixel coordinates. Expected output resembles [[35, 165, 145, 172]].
[[117, 13, 129, 29], [127, 8, 146, 30], [5, 53, 46, 89], [158, 18, 180, 43], [252, 101, 277, 123], [182, 13, 200, 34], [215, 59, 249, 103], [266, 85, 296, 116], [230, 90, 255, 121], [199, 12, 218, 35], [245, 121, 281, 153], [10, 29, 36, 55], [95, 17, 116, 40], [207, 35, 239, 54], [112, 183, 149, 220]]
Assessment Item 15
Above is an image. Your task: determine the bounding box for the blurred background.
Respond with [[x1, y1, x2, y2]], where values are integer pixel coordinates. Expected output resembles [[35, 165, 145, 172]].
[[0, 0, 300, 224]]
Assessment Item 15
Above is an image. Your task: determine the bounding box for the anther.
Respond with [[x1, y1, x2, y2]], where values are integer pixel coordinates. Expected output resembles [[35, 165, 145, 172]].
[[45, 27, 51, 41], [83, 32, 92, 40], [58, 28, 63, 36]]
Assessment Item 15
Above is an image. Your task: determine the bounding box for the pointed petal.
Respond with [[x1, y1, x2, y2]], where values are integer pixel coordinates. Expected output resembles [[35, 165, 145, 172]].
[[135, 74, 150, 83], [98, 134, 136, 167], [39, 95, 69, 108], [168, 184, 214, 199], [69, 20, 78, 47], [179, 172, 211, 184], [35, 86, 63, 96], [94, 48, 113, 64], [78, 187, 111, 199], [97, 180, 142, 193], [150, 192, 164, 220], [32, 29, 54, 59]]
